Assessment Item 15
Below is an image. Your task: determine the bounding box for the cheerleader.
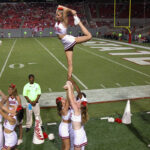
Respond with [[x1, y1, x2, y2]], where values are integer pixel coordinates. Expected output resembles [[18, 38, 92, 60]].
[[64, 81, 88, 150], [0, 102, 24, 150], [56, 96, 72, 150], [7, 84, 23, 145], [0, 90, 7, 150], [54, 5, 92, 79]]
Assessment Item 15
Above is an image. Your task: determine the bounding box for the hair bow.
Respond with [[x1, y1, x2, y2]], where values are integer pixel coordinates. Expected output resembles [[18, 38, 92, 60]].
[[57, 7, 63, 10], [56, 97, 62, 103], [16, 105, 22, 112], [81, 101, 87, 107], [11, 83, 16, 89]]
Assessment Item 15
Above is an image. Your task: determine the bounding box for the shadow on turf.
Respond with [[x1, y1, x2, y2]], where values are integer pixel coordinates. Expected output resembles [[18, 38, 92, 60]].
[[127, 124, 150, 146]]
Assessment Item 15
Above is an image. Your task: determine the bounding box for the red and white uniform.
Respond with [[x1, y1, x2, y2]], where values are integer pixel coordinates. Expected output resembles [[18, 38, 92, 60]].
[[9, 96, 22, 125], [0, 99, 3, 150], [8, 96, 18, 107], [71, 109, 87, 150], [54, 22, 76, 50], [3, 114, 17, 149], [59, 109, 72, 139]]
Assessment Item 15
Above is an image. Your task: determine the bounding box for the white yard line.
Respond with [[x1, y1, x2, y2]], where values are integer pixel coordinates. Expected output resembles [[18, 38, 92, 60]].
[[34, 38, 88, 89], [20, 85, 150, 107], [0, 39, 17, 78], [77, 46, 150, 78], [100, 84, 106, 88]]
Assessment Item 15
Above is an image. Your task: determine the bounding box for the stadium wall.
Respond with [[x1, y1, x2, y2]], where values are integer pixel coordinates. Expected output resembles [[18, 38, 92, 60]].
[[0, 27, 98, 38]]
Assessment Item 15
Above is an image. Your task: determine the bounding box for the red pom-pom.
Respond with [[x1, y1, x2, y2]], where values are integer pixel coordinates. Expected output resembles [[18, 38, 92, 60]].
[[43, 132, 48, 139], [115, 118, 122, 124], [16, 105, 23, 112], [56, 97, 62, 103], [81, 101, 87, 107]]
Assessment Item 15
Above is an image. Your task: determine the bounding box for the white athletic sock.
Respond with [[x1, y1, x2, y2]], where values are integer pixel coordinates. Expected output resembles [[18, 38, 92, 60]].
[[73, 15, 80, 26]]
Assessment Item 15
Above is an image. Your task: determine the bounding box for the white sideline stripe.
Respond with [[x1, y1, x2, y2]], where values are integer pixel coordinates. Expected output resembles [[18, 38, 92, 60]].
[[77, 46, 150, 78], [19, 85, 150, 107], [0, 39, 16, 78], [34, 38, 88, 89], [47, 122, 57, 126], [116, 83, 121, 87], [130, 82, 136, 86], [94, 38, 150, 50], [145, 81, 150, 84], [100, 84, 106, 89]]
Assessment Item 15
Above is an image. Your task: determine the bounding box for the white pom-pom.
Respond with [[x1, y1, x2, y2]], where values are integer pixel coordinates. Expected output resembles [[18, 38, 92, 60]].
[[48, 133, 55, 140]]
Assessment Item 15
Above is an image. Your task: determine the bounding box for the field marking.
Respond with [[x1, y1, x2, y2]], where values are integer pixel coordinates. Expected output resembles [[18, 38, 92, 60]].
[[0, 39, 17, 78], [77, 46, 150, 78], [130, 82, 136, 86], [109, 51, 150, 56], [19, 85, 150, 107], [34, 38, 88, 89], [124, 57, 150, 65], [28, 62, 37, 65], [100, 84, 106, 88], [116, 83, 121, 87], [94, 38, 150, 50]]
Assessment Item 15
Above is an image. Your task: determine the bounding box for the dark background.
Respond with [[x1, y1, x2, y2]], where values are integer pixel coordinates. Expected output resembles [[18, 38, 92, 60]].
[[0, 0, 148, 3]]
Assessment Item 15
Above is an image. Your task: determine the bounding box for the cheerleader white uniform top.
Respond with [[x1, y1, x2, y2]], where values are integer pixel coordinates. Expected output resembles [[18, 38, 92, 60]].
[[8, 96, 18, 107], [62, 109, 71, 121], [71, 109, 81, 122], [54, 21, 77, 50], [54, 22, 67, 35]]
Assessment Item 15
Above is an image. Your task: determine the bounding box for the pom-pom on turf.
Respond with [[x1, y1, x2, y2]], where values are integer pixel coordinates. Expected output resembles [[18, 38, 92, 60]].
[[115, 118, 122, 124], [43, 132, 48, 139], [48, 133, 55, 140]]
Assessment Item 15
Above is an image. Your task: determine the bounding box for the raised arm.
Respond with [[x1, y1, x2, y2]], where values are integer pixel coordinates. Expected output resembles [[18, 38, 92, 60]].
[[65, 81, 80, 115], [0, 100, 16, 115], [58, 5, 76, 26], [0, 90, 7, 101], [68, 78, 81, 96], [0, 109, 15, 124]]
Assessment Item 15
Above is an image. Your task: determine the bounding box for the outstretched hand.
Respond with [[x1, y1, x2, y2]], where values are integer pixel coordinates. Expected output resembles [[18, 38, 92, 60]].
[[63, 81, 72, 90]]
